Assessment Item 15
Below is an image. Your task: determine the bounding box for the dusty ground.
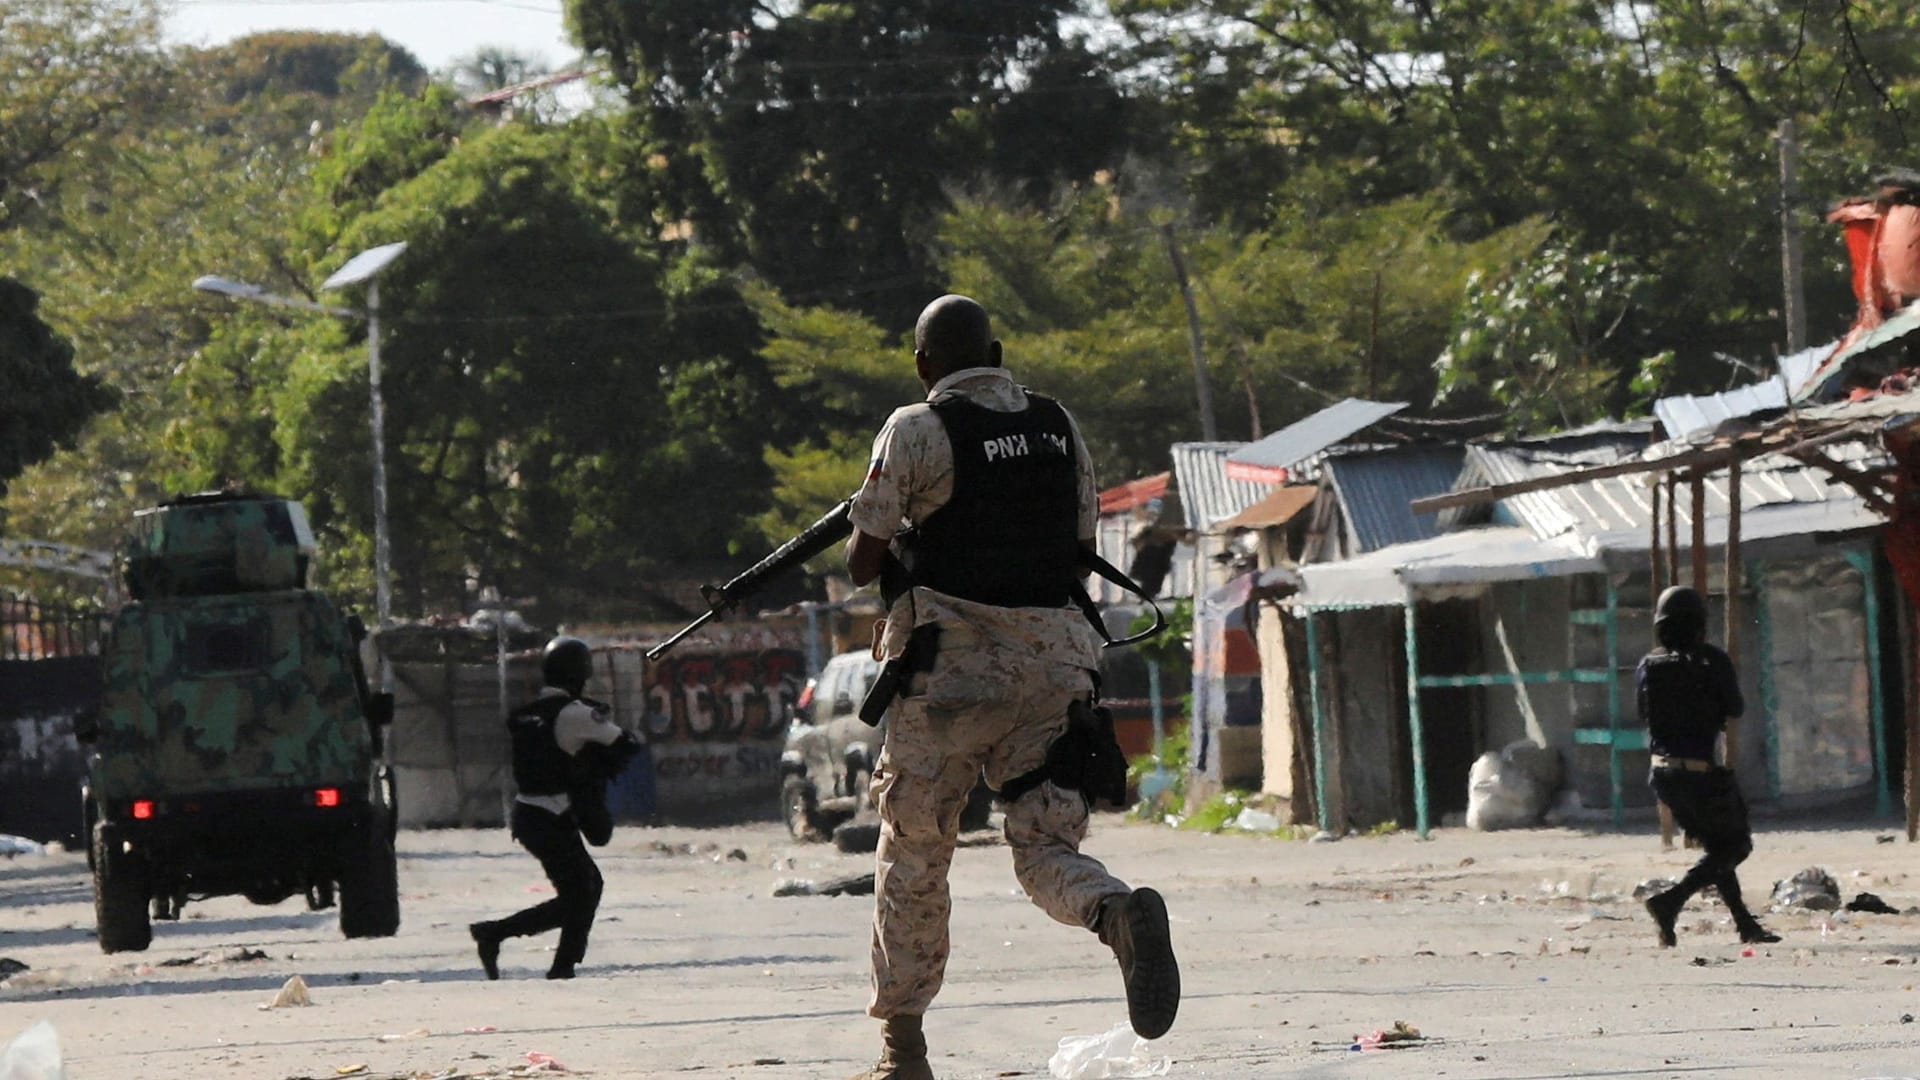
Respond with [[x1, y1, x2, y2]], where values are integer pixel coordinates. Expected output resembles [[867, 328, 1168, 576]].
[[5, 811, 1920, 1079]]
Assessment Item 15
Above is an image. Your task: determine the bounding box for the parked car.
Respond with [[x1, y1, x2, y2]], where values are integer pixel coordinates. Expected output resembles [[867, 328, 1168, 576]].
[[779, 650, 990, 841]]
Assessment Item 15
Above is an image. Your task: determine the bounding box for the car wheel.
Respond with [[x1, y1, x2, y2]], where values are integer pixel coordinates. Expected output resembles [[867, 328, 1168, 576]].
[[782, 776, 829, 842], [93, 829, 151, 954], [832, 821, 882, 854], [339, 821, 401, 939]]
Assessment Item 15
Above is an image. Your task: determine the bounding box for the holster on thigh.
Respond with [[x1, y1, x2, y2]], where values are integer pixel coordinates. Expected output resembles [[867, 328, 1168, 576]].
[[997, 699, 1128, 810]]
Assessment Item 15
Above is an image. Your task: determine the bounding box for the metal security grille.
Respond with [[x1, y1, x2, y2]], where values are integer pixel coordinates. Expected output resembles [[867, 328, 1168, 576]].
[[1, 593, 105, 661]]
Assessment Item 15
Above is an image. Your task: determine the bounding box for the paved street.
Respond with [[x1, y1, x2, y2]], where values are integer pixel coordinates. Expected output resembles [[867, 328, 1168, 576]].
[[5, 813, 1920, 1078]]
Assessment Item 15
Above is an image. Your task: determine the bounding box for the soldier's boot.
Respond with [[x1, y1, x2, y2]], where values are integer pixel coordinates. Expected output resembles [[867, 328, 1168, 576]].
[[469, 922, 502, 980], [1643, 890, 1683, 948], [1097, 887, 1181, 1040], [847, 1015, 934, 1080], [1720, 878, 1780, 944]]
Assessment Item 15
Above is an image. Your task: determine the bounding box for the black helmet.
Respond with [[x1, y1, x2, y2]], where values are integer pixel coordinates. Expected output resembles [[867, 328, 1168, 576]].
[[541, 636, 594, 693], [1653, 586, 1706, 652]]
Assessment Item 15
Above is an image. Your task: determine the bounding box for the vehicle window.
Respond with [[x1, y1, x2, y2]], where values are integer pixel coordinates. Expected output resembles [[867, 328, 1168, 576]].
[[180, 615, 274, 675]]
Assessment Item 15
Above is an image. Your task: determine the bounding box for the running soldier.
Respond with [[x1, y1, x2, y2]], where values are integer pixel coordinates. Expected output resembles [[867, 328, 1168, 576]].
[[842, 295, 1179, 1080]]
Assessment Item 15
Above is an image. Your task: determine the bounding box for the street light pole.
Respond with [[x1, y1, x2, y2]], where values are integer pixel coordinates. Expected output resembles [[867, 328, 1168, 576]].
[[365, 278, 394, 648], [195, 241, 409, 691]]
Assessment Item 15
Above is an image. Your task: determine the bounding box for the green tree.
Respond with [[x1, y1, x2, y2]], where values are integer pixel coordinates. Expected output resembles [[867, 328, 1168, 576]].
[[1, 30, 433, 567], [1433, 237, 1647, 432], [568, 0, 1130, 327], [0, 279, 115, 496], [0, 0, 168, 233]]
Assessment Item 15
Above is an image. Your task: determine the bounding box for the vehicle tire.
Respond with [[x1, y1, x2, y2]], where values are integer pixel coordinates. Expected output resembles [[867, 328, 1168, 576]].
[[92, 830, 151, 954], [832, 821, 882, 855], [82, 790, 97, 873], [959, 782, 995, 833], [338, 822, 400, 939], [782, 776, 829, 842]]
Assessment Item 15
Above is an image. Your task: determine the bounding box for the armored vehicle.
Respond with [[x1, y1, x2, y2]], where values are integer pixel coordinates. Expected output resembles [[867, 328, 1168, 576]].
[[77, 492, 398, 952]]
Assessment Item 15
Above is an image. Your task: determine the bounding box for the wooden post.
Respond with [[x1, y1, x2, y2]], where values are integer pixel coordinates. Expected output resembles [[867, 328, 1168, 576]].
[[1690, 473, 1708, 593], [1905, 599, 1920, 841], [1650, 476, 1665, 595], [1725, 456, 1744, 660], [1666, 473, 1681, 586]]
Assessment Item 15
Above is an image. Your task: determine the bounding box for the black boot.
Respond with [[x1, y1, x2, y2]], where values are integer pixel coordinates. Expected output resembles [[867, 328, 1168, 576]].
[[470, 922, 502, 980], [1644, 890, 1683, 949], [1097, 888, 1181, 1039]]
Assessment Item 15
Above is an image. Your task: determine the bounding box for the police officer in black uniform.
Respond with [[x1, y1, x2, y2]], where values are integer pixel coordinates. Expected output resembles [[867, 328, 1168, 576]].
[[470, 636, 638, 980], [1639, 586, 1780, 948]]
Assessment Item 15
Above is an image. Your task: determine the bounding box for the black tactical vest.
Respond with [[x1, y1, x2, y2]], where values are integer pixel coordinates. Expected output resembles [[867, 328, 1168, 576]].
[[508, 693, 573, 797], [905, 392, 1081, 607], [1642, 649, 1724, 761]]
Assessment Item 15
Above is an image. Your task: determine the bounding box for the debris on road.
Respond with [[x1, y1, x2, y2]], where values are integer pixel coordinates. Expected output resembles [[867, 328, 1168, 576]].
[[1772, 868, 1842, 911], [1846, 892, 1901, 914], [772, 872, 875, 898], [1049, 1021, 1170, 1077], [160, 947, 270, 967], [265, 974, 313, 1009], [1633, 878, 1676, 900], [0, 1019, 62, 1079], [1351, 1020, 1425, 1051]]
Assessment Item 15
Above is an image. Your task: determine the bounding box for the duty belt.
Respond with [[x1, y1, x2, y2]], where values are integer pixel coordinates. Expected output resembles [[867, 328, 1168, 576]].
[[1650, 755, 1715, 773]]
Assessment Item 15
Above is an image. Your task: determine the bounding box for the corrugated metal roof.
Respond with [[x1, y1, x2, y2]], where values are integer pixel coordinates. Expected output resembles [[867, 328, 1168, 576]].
[[1324, 445, 1466, 553], [1295, 526, 1604, 610], [1171, 442, 1272, 532], [1466, 439, 1881, 552], [1794, 301, 1920, 401], [1655, 378, 1791, 441], [1225, 398, 1408, 471]]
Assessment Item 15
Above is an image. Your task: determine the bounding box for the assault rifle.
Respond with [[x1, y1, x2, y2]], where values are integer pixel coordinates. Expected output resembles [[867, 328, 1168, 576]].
[[645, 499, 854, 661]]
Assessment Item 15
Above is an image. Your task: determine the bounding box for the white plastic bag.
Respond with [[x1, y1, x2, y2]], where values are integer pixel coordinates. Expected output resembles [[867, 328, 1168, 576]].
[[1048, 1021, 1170, 1079], [1, 1020, 65, 1080]]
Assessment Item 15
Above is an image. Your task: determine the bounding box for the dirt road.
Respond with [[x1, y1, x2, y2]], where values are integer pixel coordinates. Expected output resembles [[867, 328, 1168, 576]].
[[5, 813, 1920, 1079]]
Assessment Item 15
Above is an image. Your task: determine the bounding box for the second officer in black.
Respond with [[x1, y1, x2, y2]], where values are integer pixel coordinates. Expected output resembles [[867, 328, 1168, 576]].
[[1638, 586, 1780, 948], [471, 635, 638, 979]]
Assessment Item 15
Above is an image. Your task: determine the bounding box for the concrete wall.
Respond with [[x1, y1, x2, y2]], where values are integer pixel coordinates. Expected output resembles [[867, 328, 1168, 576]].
[[1479, 579, 1578, 753], [1763, 551, 1875, 799]]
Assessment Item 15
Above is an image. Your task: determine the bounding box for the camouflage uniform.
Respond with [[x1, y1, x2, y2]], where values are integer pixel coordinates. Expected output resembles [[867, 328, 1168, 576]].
[[850, 366, 1130, 1019]]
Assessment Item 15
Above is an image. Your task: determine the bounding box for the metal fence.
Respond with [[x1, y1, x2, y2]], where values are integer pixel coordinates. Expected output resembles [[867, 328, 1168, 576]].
[[1, 593, 106, 661]]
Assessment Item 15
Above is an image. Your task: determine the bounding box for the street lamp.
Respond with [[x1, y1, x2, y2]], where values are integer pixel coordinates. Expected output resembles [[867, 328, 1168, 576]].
[[193, 241, 409, 688]]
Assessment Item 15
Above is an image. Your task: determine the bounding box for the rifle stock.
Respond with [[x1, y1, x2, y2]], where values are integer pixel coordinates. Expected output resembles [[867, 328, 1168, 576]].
[[645, 499, 854, 661]]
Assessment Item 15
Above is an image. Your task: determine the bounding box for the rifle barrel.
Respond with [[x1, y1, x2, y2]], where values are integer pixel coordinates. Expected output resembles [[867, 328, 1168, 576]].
[[643, 498, 856, 662]]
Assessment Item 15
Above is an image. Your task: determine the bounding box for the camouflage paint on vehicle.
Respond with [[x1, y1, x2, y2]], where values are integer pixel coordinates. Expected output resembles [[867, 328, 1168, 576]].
[[93, 590, 371, 799], [126, 496, 316, 597]]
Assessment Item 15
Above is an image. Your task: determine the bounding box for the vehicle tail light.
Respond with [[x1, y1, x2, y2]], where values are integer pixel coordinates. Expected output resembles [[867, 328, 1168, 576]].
[[131, 799, 155, 820], [313, 787, 342, 808]]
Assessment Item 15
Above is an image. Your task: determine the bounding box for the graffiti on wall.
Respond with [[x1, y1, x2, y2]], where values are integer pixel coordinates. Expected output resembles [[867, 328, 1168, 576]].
[[642, 648, 804, 782]]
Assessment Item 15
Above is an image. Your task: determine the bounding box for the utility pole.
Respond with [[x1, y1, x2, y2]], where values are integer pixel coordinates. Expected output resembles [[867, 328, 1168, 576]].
[[1779, 118, 1807, 353], [1161, 222, 1219, 442]]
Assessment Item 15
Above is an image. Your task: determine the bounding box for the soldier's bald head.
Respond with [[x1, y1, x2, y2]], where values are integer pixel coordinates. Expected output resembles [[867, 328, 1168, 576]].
[[914, 295, 997, 378]]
